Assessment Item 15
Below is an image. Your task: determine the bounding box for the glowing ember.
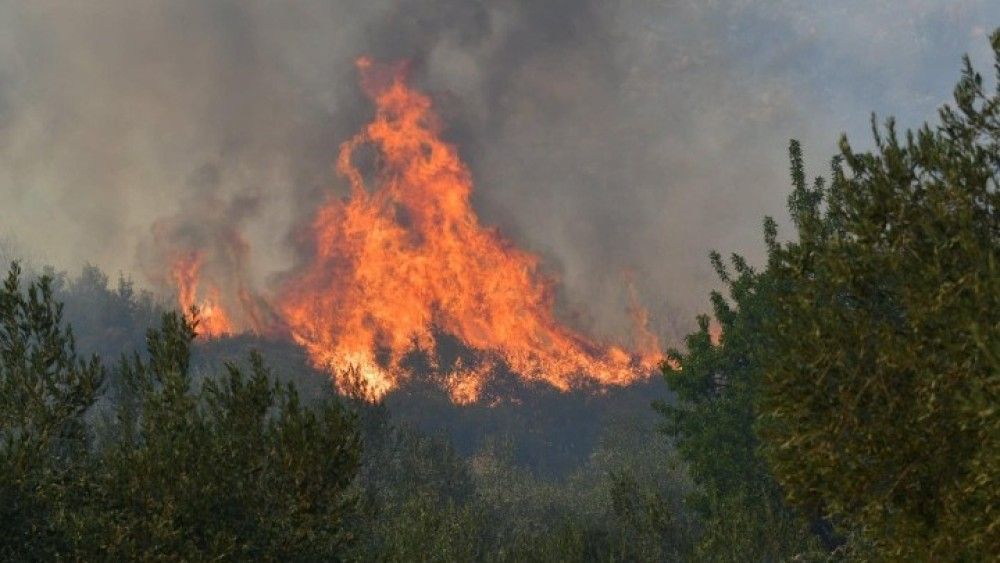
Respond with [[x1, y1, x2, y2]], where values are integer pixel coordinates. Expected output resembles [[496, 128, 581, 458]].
[[275, 58, 660, 401]]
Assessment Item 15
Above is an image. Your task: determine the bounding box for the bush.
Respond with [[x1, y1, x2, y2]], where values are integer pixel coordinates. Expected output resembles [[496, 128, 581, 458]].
[[0, 263, 362, 560], [758, 32, 1000, 559]]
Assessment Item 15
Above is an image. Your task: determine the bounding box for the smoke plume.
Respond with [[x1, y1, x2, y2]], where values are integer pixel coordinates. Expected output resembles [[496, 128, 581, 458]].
[[0, 1, 995, 344]]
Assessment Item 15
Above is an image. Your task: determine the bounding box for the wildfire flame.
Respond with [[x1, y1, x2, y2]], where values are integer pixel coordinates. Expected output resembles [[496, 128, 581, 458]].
[[164, 58, 660, 402], [171, 251, 234, 338], [273, 58, 660, 401]]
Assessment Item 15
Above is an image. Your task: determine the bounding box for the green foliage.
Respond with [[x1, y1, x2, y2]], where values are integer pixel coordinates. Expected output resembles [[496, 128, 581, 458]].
[[689, 486, 827, 563], [84, 311, 362, 560], [465, 422, 693, 562], [350, 397, 480, 561], [345, 397, 693, 562], [656, 254, 824, 561], [658, 253, 773, 498], [757, 32, 1000, 560], [0, 262, 104, 560], [0, 263, 361, 560], [605, 468, 690, 561]]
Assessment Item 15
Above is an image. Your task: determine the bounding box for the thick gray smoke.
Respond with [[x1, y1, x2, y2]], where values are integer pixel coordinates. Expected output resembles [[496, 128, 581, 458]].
[[0, 1, 995, 344]]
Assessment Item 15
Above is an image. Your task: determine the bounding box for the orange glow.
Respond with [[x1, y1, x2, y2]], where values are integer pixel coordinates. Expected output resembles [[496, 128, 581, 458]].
[[171, 251, 234, 338], [275, 58, 660, 401], [708, 321, 722, 346]]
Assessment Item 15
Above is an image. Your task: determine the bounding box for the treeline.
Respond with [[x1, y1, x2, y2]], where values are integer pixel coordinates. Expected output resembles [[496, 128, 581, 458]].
[[1, 30, 998, 563], [0, 262, 690, 561]]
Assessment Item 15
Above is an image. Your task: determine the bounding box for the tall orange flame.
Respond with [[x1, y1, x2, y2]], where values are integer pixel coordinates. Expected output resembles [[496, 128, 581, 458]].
[[171, 251, 234, 338], [276, 58, 660, 401]]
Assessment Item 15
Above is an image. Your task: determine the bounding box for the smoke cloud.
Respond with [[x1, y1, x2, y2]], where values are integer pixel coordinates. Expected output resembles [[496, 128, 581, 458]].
[[0, 1, 995, 343]]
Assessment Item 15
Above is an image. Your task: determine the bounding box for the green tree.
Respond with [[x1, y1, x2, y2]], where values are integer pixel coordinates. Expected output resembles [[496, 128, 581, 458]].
[[656, 254, 824, 561], [86, 311, 362, 560], [0, 262, 364, 560], [0, 262, 104, 560], [758, 32, 1000, 559]]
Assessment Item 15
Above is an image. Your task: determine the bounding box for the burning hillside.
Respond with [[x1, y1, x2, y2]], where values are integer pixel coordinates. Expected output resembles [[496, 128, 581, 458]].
[[168, 58, 660, 403]]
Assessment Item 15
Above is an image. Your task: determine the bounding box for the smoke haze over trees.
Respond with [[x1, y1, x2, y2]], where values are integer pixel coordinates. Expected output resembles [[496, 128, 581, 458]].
[[1, 1, 997, 341]]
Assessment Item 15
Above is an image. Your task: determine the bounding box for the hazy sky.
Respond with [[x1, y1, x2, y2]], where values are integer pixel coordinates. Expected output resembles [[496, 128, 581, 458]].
[[0, 1, 997, 342]]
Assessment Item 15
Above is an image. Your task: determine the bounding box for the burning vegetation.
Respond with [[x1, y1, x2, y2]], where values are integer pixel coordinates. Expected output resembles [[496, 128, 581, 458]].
[[167, 58, 660, 402], [171, 250, 233, 338]]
